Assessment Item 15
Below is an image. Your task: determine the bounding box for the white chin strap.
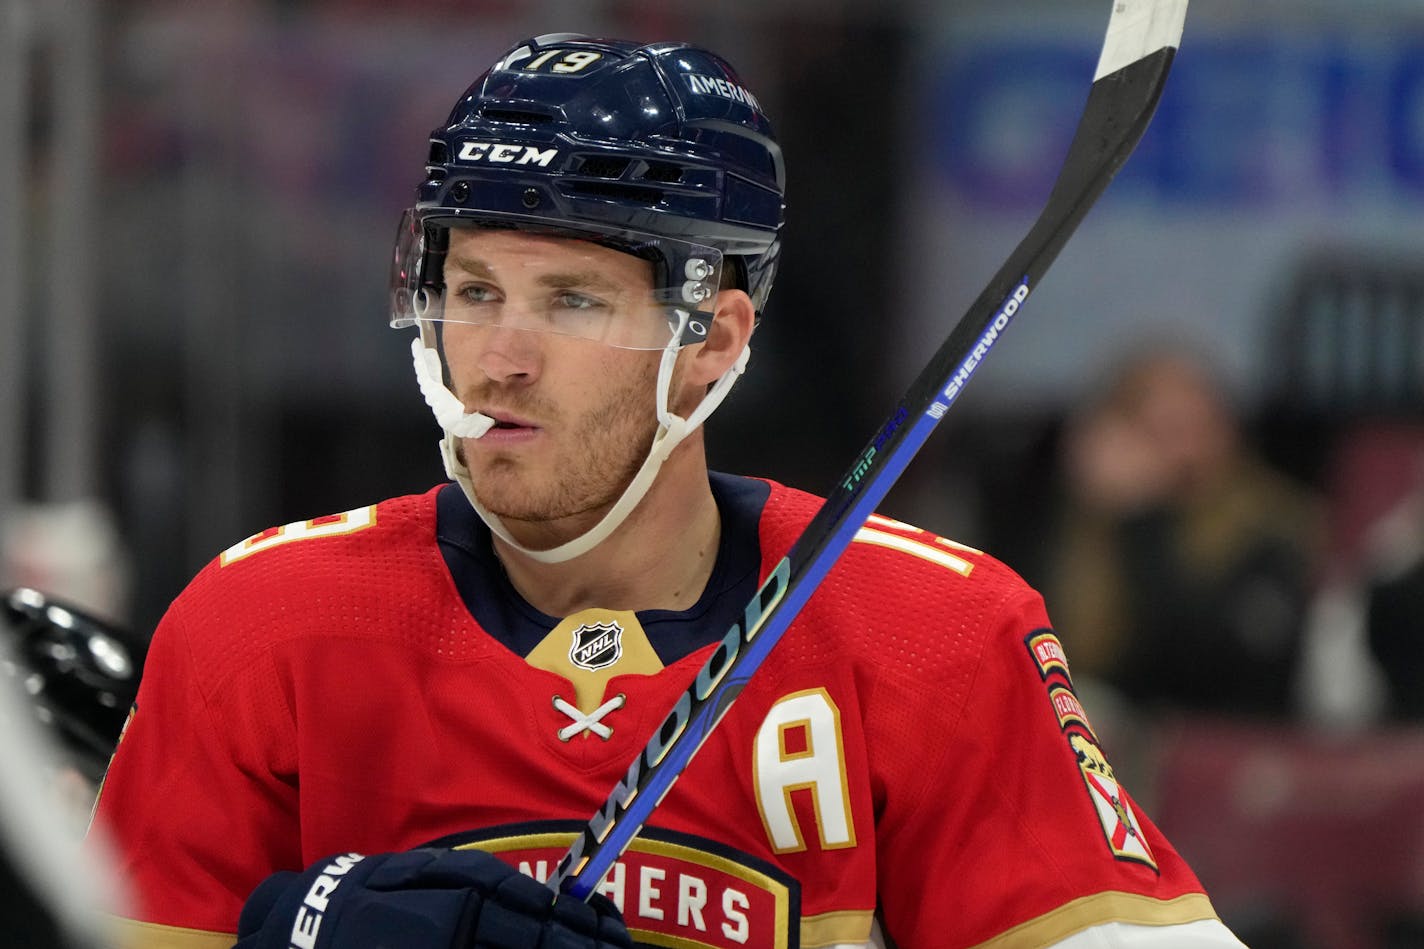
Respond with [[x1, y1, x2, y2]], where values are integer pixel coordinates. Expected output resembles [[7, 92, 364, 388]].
[[412, 338, 496, 439], [410, 331, 749, 564]]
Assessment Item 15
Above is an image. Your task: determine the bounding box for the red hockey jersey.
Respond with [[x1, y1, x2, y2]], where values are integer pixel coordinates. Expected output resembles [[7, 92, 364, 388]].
[[92, 477, 1223, 948]]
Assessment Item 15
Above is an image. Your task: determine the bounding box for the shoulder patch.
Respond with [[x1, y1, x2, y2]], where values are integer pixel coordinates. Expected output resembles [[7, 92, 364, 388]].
[[1025, 629, 1071, 680], [1073, 733, 1157, 869], [1047, 682, 1093, 735], [1023, 628, 1157, 871]]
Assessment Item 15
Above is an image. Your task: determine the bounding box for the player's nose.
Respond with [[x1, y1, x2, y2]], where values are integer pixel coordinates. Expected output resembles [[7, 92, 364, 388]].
[[474, 324, 542, 385]]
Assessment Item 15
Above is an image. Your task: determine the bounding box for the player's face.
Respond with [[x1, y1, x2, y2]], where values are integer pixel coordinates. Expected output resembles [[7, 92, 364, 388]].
[[438, 228, 668, 524]]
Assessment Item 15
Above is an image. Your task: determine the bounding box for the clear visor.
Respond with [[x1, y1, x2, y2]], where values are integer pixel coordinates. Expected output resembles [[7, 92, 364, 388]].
[[390, 209, 722, 351]]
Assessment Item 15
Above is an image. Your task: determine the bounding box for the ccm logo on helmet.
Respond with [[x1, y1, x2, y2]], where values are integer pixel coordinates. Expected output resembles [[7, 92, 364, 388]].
[[456, 142, 559, 166]]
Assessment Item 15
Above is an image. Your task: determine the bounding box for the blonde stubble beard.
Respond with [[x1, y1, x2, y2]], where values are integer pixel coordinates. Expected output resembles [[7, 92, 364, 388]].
[[456, 354, 691, 529]]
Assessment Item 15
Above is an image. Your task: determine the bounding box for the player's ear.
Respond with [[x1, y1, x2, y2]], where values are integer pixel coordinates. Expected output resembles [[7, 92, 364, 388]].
[[684, 289, 755, 387]]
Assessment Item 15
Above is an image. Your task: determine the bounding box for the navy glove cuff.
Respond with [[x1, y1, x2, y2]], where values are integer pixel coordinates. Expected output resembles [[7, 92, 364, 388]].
[[234, 848, 632, 949]]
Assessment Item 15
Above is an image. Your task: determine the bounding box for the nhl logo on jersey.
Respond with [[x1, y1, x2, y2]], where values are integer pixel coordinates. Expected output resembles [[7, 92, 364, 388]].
[[569, 621, 624, 671]]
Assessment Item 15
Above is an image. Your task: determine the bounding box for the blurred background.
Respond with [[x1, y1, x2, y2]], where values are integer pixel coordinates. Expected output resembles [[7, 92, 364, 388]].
[[3, 0, 1424, 946]]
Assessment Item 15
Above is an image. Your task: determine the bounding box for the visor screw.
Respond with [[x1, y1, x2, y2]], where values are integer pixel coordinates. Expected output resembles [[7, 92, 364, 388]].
[[521, 188, 541, 209], [449, 181, 470, 204]]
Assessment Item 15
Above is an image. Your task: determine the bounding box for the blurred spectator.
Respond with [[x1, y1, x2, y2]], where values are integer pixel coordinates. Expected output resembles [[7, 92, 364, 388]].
[[1367, 558, 1424, 720], [1043, 345, 1324, 719], [1295, 424, 1424, 728]]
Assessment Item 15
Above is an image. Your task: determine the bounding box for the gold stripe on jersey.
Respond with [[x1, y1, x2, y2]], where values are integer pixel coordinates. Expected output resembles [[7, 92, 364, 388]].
[[801, 908, 875, 947], [968, 891, 1220, 949], [526, 609, 663, 713], [103, 915, 237, 949]]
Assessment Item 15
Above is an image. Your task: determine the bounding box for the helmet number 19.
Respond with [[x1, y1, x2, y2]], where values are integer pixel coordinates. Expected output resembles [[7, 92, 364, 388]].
[[524, 49, 604, 74]]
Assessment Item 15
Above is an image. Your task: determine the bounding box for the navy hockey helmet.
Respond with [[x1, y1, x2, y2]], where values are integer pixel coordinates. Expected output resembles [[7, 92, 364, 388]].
[[391, 33, 786, 333], [394, 34, 782, 564], [1, 588, 139, 781]]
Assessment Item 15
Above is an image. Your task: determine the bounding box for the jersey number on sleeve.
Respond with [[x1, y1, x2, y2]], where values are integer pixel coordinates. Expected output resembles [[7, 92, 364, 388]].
[[220, 506, 378, 566], [855, 513, 979, 577]]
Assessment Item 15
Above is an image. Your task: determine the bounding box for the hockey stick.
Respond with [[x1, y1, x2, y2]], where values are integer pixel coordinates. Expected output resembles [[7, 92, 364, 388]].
[[550, 0, 1188, 898]]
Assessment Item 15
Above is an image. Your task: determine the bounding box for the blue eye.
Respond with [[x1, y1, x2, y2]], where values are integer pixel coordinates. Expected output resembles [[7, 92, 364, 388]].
[[555, 291, 606, 310], [456, 283, 499, 304]]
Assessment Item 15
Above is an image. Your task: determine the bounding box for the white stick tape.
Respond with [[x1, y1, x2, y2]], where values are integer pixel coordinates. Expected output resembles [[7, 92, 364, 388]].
[[1095, 0, 1188, 81]]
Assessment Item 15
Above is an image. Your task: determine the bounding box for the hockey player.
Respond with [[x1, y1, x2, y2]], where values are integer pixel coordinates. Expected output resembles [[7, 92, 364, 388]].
[[90, 35, 1248, 949]]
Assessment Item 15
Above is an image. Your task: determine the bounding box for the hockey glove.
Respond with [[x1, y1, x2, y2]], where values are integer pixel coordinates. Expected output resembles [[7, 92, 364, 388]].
[[233, 847, 633, 949]]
